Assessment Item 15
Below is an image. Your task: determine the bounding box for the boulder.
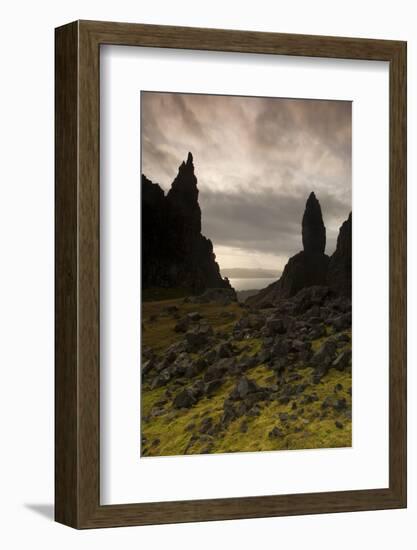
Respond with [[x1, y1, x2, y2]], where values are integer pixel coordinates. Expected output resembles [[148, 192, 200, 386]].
[[311, 338, 337, 368], [265, 317, 286, 335], [332, 350, 351, 371], [229, 376, 260, 400], [187, 311, 202, 321], [204, 379, 223, 397], [216, 342, 234, 359], [221, 401, 238, 425], [237, 355, 258, 371], [185, 325, 213, 352], [332, 312, 352, 332], [173, 389, 196, 409], [269, 426, 283, 438], [203, 358, 234, 382], [150, 369, 171, 389], [141, 359, 154, 377], [174, 317, 191, 333]]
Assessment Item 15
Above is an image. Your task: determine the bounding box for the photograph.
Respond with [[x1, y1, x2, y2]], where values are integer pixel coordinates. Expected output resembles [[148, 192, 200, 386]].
[[0, 1, 408, 539], [140, 91, 352, 457]]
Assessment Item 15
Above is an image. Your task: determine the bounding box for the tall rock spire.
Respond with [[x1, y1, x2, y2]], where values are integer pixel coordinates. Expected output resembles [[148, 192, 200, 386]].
[[169, 152, 197, 194], [167, 151, 201, 234], [142, 153, 232, 293], [247, 192, 329, 306], [302, 192, 326, 255]]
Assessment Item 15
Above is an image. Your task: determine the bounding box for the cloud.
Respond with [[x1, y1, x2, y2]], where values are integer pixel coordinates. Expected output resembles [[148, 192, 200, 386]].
[[199, 186, 350, 260], [141, 92, 351, 272]]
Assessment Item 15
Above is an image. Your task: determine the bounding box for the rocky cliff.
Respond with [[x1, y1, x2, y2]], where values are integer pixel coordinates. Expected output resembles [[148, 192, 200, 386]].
[[327, 213, 352, 297], [247, 193, 351, 307], [142, 152, 232, 294]]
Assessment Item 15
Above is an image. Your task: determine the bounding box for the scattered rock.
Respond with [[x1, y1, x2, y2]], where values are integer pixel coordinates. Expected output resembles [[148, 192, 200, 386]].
[[237, 355, 258, 371], [173, 389, 196, 409], [187, 311, 202, 321], [312, 338, 337, 367], [222, 402, 237, 425], [321, 396, 334, 409], [265, 317, 286, 335], [230, 376, 260, 400], [174, 317, 191, 333], [239, 420, 249, 433], [185, 325, 213, 352], [216, 342, 234, 359], [332, 350, 351, 371], [150, 369, 171, 389], [269, 426, 283, 438], [142, 359, 155, 377], [204, 358, 234, 382], [204, 379, 223, 397], [198, 417, 213, 434], [332, 312, 352, 332], [164, 305, 179, 315], [333, 398, 348, 411]]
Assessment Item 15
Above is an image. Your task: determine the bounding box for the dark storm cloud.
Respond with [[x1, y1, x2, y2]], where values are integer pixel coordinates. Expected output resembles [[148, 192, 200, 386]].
[[141, 92, 351, 272], [253, 98, 351, 169], [199, 186, 350, 259]]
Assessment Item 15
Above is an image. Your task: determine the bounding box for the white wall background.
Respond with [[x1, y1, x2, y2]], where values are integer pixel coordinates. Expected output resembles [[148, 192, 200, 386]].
[[0, 0, 415, 547]]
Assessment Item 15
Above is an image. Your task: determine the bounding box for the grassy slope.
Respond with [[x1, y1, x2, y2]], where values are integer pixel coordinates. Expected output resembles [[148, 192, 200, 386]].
[[141, 298, 352, 457]]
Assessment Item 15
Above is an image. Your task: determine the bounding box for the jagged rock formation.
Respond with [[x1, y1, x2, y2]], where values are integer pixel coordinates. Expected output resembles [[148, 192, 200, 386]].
[[327, 213, 352, 297], [302, 192, 326, 255], [247, 193, 330, 307], [142, 152, 232, 294]]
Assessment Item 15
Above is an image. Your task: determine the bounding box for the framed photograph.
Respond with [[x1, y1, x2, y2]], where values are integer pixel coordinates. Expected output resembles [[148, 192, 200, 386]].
[[55, 20, 406, 528]]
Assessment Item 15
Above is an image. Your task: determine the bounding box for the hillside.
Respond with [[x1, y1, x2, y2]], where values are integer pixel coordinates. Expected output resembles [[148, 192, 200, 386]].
[[141, 286, 351, 456]]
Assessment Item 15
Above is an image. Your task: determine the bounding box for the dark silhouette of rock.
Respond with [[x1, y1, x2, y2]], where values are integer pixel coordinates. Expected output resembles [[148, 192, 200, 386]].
[[247, 192, 330, 307], [327, 213, 352, 297], [142, 153, 232, 294], [167, 152, 201, 236], [142, 174, 169, 288], [302, 192, 326, 255], [274, 251, 329, 298]]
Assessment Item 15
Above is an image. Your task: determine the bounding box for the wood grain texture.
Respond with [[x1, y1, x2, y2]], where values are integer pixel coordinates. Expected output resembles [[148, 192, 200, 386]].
[[55, 21, 79, 527], [55, 20, 407, 529]]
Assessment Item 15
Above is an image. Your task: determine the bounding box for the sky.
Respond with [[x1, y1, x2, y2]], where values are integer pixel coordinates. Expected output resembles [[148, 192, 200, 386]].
[[141, 91, 351, 279]]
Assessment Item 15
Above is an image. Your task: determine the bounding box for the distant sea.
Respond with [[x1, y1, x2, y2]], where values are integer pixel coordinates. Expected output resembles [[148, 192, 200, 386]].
[[228, 277, 276, 291]]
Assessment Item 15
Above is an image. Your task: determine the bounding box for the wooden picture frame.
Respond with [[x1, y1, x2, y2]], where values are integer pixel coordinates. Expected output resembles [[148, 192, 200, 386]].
[[55, 20, 407, 529]]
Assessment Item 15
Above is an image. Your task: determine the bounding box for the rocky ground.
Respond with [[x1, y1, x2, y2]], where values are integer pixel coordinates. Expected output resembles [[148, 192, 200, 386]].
[[141, 286, 352, 457]]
